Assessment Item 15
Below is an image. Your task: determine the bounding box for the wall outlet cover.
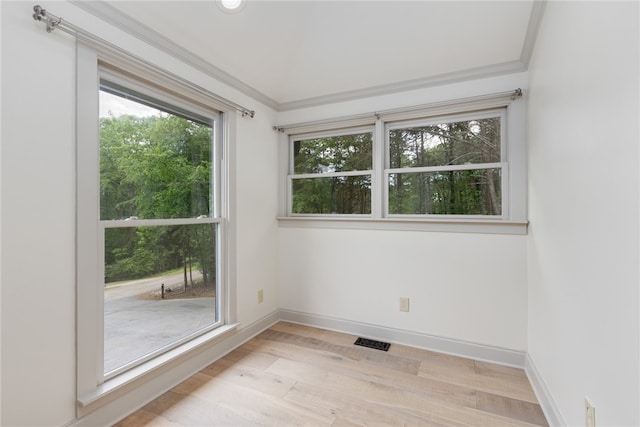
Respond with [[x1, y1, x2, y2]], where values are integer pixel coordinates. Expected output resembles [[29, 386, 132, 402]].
[[399, 297, 410, 312]]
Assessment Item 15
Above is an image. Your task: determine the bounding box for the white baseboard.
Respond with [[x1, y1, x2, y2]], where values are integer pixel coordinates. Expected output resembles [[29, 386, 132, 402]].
[[525, 353, 566, 427], [279, 309, 526, 368], [71, 310, 281, 427]]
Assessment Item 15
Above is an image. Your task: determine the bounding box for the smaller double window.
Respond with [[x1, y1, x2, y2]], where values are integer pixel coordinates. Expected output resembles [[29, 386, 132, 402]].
[[285, 105, 519, 223]]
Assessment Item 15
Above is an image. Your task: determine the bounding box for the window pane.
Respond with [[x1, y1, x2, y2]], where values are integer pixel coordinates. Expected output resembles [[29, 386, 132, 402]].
[[100, 90, 213, 220], [293, 132, 372, 174], [104, 223, 217, 374], [389, 117, 500, 168], [292, 176, 372, 214], [388, 168, 502, 215]]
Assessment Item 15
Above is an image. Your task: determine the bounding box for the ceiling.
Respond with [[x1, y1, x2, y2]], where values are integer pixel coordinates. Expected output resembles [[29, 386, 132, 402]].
[[74, 0, 539, 110]]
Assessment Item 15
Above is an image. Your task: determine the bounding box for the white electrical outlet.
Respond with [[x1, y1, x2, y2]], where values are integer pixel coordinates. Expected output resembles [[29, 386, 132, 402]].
[[585, 397, 596, 427], [399, 297, 410, 312], [257, 289, 264, 304]]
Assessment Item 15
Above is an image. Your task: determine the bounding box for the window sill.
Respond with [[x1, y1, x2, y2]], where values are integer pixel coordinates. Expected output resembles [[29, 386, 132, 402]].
[[77, 323, 239, 408], [277, 217, 528, 235]]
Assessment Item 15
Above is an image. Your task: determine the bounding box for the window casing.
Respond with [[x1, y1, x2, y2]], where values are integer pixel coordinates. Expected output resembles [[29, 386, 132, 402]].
[[385, 110, 507, 219], [98, 81, 223, 379], [288, 127, 374, 216], [281, 92, 526, 234], [77, 45, 235, 407]]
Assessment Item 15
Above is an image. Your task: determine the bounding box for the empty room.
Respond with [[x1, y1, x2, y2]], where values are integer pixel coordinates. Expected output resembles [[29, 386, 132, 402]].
[[1, 1, 638, 426]]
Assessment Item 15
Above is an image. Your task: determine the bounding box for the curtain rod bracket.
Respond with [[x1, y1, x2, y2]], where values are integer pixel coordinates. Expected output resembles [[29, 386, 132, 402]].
[[512, 88, 523, 100], [31, 4, 256, 118], [33, 5, 62, 33]]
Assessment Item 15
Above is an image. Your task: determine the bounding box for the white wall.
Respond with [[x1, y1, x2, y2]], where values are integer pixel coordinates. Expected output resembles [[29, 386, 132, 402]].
[[235, 108, 280, 325], [527, 2, 639, 425], [277, 73, 530, 352], [279, 228, 527, 350], [1, 2, 77, 424], [0, 2, 279, 425]]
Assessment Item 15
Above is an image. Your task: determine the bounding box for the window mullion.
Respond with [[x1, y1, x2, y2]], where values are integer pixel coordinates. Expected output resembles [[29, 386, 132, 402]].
[[372, 118, 384, 218]]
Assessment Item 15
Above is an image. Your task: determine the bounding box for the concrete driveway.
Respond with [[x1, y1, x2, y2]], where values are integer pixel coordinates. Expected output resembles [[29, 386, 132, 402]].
[[104, 272, 216, 373]]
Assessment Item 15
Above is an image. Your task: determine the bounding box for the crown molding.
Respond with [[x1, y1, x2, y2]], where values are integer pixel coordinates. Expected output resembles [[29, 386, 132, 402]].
[[520, 0, 548, 67], [70, 1, 539, 113], [278, 60, 526, 112], [69, 0, 279, 111]]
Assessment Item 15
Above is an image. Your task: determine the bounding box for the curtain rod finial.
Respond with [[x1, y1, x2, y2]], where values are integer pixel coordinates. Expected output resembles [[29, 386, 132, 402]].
[[32, 4, 62, 33], [512, 88, 523, 100], [33, 5, 44, 21]]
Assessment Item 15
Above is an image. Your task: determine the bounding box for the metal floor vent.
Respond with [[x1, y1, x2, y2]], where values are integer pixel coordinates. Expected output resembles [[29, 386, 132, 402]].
[[354, 337, 390, 351]]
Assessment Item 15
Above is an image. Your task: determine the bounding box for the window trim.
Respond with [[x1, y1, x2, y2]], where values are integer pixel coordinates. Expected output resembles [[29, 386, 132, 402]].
[[384, 109, 508, 219], [288, 126, 375, 216], [76, 43, 237, 408], [278, 91, 527, 234]]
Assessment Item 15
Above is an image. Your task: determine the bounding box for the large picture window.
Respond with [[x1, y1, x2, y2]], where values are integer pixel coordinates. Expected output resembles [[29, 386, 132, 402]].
[[76, 43, 237, 411], [98, 85, 222, 378]]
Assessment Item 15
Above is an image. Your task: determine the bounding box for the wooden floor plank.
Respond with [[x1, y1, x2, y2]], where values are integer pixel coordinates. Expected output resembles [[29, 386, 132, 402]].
[[113, 409, 181, 427], [199, 357, 296, 399], [173, 371, 333, 425], [259, 328, 421, 375], [115, 322, 548, 427], [475, 391, 549, 426], [140, 390, 255, 426], [244, 336, 478, 409], [267, 357, 536, 427], [219, 346, 279, 370], [283, 381, 466, 427], [419, 352, 538, 403]]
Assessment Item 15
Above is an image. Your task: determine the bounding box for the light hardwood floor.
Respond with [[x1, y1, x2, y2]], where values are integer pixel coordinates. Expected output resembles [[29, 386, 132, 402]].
[[114, 322, 548, 426]]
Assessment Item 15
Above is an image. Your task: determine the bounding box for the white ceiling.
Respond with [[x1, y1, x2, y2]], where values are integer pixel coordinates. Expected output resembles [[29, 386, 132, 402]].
[[78, 0, 538, 110]]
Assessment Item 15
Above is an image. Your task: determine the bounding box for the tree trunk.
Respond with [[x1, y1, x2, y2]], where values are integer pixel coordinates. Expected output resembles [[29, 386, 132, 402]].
[[183, 253, 188, 289], [486, 169, 500, 215]]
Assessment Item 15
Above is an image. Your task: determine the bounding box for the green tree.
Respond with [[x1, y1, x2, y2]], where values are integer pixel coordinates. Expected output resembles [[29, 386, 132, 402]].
[[292, 133, 372, 214], [100, 110, 215, 287], [388, 117, 501, 215]]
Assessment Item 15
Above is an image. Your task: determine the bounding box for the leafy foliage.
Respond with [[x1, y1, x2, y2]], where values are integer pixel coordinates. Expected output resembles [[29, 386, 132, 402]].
[[291, 132, 372, 214], [388, 117, 502, 215], [100, 115, 212, 220], [100, 106, 216, 285], [290, 119, 502, 216]]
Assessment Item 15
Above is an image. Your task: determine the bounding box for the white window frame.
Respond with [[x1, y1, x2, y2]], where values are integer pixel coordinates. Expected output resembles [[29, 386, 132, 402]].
[[288, 126, 375, 217], [278, 92, 527, 234], [384, 109, 508, 220], [98, 71, 224, 379], [76, 44, 237, 410]]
